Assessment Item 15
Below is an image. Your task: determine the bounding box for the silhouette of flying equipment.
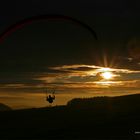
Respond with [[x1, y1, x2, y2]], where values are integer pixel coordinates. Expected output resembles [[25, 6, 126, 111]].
[[45, 89, 55, 104], [0, 15, 98, 104], [0, 14, 98, 43]]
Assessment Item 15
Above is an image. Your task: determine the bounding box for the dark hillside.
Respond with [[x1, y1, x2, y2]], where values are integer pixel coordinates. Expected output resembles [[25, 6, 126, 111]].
[[0, 94, 140, 139]]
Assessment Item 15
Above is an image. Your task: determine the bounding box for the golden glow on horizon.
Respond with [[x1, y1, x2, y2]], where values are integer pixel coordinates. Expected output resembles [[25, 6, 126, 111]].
[[95, 81, 122, 86]]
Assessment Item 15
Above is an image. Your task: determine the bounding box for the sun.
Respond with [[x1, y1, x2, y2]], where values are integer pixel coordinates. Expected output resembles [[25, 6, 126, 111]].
[[101, 72, 113, 80]]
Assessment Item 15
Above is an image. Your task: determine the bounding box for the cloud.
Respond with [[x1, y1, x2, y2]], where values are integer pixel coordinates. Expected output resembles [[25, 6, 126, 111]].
[[0, 21, 140, 93], [0, 63, 139, 92], [31, 64, 140, 89]]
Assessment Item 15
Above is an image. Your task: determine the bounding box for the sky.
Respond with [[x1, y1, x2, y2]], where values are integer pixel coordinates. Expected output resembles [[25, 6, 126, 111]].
[[0, 0, 140, 109]]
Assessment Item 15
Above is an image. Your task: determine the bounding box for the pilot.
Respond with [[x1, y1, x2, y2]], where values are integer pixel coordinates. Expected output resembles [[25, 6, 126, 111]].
[[46, 95, 55, 103]]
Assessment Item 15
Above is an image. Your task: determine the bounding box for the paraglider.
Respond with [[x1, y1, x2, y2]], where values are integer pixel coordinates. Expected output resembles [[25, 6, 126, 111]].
[[45, 89, 55, 104]]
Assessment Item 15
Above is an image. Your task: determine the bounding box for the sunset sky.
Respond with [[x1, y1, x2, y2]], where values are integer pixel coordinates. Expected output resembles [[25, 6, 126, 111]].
[[0, 0, 140, 109]]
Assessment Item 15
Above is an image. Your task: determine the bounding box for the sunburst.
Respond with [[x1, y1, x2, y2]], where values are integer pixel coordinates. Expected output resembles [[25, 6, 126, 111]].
[[101, 71, 113, 80]]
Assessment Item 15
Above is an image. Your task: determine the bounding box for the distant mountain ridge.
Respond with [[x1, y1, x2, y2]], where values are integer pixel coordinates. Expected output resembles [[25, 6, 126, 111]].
[[0, 103, 12, 111], [0, 94, 140, 139], [67, 93, 140, 111]]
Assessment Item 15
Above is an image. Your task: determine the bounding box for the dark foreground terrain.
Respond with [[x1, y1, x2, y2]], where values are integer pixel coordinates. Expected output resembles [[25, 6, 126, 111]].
[[0, 94, 140, 139]]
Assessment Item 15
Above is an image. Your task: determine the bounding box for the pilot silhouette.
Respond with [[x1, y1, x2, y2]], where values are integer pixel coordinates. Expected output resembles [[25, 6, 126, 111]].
[[46, 94, 55, 103]]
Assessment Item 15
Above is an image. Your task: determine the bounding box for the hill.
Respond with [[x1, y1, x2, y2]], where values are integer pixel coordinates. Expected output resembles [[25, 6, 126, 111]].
[[0, 94, 140, 139], [0, 103, 12, 111]]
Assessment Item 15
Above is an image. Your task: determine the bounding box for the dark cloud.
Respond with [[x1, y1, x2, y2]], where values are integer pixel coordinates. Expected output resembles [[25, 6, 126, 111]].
[[65, 67, 96, 71]]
